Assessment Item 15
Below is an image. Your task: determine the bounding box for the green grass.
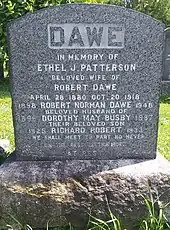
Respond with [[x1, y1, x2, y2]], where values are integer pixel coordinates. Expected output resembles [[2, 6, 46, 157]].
[[0, 79, 170, 159], [88, 190, 170, 230], [158, 96, 170, 160], [0, 79, 14, 153], [2, 189, 170, 230]]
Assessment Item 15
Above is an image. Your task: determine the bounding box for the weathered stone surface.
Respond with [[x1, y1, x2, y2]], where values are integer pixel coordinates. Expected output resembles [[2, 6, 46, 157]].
[[0, 140, 10, 165], [0, 147, 4, 156], [0, 147, 5, 165], [162, 28, 170, 95], [1, 154, 170, 229], [7, 4, 165, 160], [163, 28, 170, 81], [0, 139, 10, 152], [0, 144, 8, 165], [162, 81, 170, 95]]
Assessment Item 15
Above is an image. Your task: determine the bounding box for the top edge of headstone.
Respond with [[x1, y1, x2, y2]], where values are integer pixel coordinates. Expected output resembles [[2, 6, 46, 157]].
[[165, 27, 170, 37], [7, 4, 165, 29]]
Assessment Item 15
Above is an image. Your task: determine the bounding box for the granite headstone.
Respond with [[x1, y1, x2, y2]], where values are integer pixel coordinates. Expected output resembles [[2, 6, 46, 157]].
[[7, 4, 164, 160], [163, 28, 170, 81], [162, 28, 170, 95]]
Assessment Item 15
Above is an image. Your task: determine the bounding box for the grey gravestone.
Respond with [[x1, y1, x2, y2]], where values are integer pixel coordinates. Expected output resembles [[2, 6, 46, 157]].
[[163, 28, 170, 81], [7, 4, 164, 161], [162, 28, 170, 95]]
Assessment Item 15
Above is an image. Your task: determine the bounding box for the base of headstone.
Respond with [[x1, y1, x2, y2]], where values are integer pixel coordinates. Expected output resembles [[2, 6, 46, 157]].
[[162, 81, 170, 96], [1, 153, 170, 230]]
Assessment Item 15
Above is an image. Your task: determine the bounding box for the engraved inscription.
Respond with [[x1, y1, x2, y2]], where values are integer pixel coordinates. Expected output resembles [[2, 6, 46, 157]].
[[8, 5, 163, 160], [16, 50, 155, 157], [48, 24, 125, 49]]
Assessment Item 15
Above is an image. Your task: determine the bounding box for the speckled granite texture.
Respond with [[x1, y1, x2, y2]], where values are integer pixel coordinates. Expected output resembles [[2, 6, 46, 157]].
[[162, 81, 170, 95], [163, 28, 170, 81], [7, 5, 165, 160], [1, 154, 170, 229]]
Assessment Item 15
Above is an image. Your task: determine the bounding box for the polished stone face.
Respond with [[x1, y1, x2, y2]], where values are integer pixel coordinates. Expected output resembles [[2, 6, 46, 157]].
[[7, 4, 164, 160], [163, 28, 170, 81]]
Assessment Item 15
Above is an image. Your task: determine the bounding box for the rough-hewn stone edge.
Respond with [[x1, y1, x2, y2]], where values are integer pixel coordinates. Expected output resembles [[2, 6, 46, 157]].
[[1, 153, 169, 177], [1, 153, 170, 229]]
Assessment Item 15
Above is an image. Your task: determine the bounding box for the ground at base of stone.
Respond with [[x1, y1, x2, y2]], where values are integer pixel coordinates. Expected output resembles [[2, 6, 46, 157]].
[[0, 153, 170, 229]]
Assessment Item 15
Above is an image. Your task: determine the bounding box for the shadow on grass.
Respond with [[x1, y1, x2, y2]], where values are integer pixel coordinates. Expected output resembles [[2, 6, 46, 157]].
[[0, 78, 11, 99], [160, 95, 170, 104]]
